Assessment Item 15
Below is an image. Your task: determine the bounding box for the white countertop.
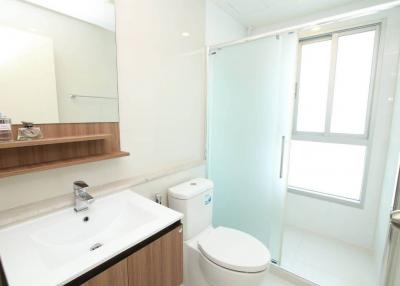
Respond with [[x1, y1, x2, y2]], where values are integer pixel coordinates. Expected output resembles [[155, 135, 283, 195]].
[[0, 190, 183, 286]]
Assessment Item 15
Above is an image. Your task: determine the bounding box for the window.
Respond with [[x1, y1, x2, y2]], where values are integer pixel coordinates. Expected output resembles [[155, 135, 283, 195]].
[[288, 26, 379, 203]]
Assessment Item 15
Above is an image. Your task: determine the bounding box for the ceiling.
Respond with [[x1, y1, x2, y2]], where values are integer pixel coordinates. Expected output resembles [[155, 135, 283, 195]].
[[211, 0, 389, 28], [23, 0, 115, 31]]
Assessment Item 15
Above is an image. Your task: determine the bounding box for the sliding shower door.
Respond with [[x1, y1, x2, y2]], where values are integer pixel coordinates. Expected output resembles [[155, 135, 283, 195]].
[[207, 33, 298, 262]]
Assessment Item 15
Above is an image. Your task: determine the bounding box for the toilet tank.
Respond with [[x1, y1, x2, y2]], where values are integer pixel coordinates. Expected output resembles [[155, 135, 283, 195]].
[[168, 178, 214, 240]]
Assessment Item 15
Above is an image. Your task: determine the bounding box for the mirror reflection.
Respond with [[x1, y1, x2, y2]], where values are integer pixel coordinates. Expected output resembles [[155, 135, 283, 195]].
[[0, 0, 119, 124]]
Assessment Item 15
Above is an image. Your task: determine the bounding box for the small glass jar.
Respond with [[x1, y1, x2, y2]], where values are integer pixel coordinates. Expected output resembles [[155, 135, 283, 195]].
[[17, 122, 43, 141], [0, 114, 12, 142]]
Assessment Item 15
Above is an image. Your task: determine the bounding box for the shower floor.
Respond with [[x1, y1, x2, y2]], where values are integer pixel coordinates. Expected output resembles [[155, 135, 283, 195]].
[[261, 264, 317, 286], [281, 226, 379, 286], [261, 272, 299, 286]]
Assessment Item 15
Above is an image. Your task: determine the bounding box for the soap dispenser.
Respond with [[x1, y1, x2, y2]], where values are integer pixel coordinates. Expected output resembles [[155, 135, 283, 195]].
[[0, 113, 12, 142]]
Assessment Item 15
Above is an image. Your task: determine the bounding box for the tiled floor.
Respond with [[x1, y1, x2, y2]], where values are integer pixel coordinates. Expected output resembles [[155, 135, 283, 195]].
[[261, 273, 299, 286], [261, 265, 317, 286], [281, 226, 379, 286]]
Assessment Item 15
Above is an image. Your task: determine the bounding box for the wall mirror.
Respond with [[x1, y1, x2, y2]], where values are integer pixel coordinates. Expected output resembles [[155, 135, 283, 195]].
[[0, 0, 118, 124]]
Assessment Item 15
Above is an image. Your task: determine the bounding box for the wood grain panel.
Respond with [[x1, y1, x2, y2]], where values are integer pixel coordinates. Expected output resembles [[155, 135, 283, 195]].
[[0, 123, 128, 178], [81, 259, 128, 286], [0, 152, 129, 178], [161, 225, 183, 286], [127, 225, 183, 286], [127, 236, 163, 286]]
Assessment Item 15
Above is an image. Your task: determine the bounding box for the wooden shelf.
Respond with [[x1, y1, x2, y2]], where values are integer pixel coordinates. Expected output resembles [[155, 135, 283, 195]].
[[0, 151, 129, 178], [0, 134, 112, 149], [0, 123, 129, 178]]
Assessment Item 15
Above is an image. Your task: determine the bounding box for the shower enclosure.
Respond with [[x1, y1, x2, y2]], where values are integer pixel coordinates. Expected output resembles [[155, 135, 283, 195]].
[[207, 33, 298, 262]]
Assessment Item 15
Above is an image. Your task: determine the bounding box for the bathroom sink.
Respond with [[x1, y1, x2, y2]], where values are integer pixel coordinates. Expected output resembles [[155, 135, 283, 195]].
[[31, 195, 156, 269], [0, 190, 183, 286]]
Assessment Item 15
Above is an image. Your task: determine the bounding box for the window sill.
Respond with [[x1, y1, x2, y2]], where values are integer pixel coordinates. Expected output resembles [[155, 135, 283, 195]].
[[287, 187, 363, 208]]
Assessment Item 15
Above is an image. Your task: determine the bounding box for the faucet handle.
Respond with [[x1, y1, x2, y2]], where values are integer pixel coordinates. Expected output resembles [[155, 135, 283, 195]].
[[73, 180, 89, 190], [77, 191, 95, 203]]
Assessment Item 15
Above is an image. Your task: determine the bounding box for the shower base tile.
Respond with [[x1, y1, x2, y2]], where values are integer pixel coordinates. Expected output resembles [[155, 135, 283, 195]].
[[261, 273, 300, 286], [281, 226, 379, 286]]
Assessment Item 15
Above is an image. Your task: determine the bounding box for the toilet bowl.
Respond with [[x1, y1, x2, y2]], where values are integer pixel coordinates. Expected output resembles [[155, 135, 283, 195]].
[[168, 178, 271, 286], [198, 226, 270, 286], [199, 251, 268, 286]]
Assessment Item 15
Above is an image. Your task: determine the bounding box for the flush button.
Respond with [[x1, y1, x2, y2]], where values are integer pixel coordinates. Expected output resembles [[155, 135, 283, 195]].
[[190, 182, 197, 186]]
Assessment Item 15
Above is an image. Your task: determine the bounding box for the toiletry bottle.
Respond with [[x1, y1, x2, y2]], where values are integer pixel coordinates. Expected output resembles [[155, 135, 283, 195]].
[[0, 113, 12, 142]]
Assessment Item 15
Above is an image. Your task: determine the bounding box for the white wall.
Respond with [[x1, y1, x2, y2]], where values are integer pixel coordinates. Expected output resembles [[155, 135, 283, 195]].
[[0, 25, 59, 123], [0, 0, 206, 212], [206, 0, 246, 46], [281, 9, 400, 249], [0, 0, 118, 123]]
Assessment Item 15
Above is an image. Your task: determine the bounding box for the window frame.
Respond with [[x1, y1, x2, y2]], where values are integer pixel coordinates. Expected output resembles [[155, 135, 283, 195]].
[[289, 24, 381, 207]]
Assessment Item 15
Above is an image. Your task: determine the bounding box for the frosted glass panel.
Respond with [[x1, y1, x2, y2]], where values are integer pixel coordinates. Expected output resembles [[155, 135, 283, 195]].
[[330, 30, 376, 134], [208, 34, 298, 261], [297, 40, 331, 132], [288, 140, 366, 200]]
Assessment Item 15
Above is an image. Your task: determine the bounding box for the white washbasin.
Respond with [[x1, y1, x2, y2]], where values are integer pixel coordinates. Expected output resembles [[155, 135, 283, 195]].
[[0, 190, 183, 286], [31, 195, 156, 269]]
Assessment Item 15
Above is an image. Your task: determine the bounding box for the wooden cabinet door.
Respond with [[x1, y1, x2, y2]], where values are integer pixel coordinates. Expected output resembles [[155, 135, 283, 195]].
[[127, 225, 183, 286], [160, 225, 183, 286], [81, 259, 129, 286]]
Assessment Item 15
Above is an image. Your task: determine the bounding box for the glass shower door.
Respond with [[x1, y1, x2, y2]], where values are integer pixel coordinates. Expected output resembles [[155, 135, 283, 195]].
[[207, 33, 298, 262]]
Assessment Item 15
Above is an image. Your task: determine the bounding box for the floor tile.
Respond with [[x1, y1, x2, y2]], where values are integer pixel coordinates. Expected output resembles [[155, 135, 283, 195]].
[[261, 271, 301, 286], [281, 226, 378, 286]]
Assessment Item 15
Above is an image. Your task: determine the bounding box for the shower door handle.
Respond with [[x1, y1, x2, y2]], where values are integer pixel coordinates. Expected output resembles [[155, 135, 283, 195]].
[[279, 136, 285, 179], [391, 210, 400, 229]]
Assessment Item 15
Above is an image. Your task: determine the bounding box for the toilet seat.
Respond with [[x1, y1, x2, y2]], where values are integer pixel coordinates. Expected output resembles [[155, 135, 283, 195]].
[[198, 227, 271, 273]]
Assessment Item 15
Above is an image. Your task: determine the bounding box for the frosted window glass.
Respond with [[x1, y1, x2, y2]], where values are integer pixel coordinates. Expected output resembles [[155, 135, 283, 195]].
[[297, 40, 331, 132], [288, 140, 366, 200], [330, 31, 375, 134]]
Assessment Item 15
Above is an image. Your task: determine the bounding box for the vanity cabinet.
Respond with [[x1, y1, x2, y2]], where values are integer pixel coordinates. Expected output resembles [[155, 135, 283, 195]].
[[79, 223, 183, 286], [127, 223, 183, 286], [81, 260, 128, 286]]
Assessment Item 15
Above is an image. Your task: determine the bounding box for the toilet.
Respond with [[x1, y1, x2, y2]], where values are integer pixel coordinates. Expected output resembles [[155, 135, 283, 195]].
[[168, 178, 271, 286]]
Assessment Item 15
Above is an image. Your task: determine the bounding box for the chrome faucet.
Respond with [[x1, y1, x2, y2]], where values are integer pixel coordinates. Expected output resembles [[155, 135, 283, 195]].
[[73, 181, 94, 212]]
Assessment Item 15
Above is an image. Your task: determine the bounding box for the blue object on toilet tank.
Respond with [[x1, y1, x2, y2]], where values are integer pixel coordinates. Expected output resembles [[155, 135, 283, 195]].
[[204, 193, 212, 206]]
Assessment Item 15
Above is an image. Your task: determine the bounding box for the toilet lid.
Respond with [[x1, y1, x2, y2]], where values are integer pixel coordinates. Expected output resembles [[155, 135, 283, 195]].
[[198, 227, 271, 273]]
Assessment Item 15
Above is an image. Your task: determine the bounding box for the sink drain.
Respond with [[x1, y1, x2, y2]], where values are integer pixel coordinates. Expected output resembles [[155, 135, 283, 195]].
[[90, 243, 103, 251]]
